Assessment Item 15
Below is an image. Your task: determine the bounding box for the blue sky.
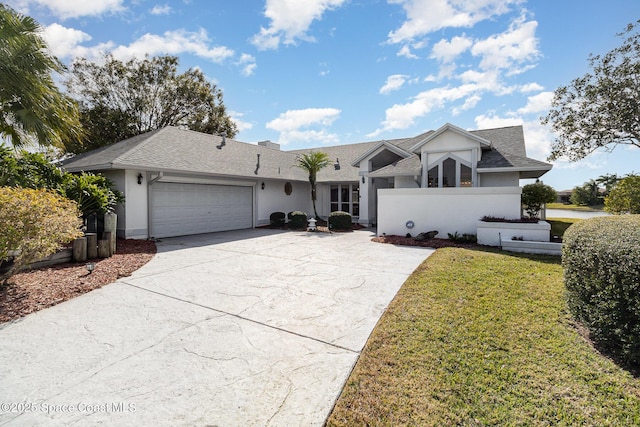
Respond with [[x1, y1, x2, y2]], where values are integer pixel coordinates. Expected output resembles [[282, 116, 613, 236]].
[[7, 0, 640, 190]]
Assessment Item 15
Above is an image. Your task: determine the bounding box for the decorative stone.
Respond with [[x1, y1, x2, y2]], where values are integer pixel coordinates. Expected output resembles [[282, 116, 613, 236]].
[[414, 230, 438, 241]]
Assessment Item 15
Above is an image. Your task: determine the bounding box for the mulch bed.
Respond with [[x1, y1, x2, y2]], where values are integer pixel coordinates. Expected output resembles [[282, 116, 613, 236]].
[[0, 239, 156, 324], [372, 235, 480, 249]]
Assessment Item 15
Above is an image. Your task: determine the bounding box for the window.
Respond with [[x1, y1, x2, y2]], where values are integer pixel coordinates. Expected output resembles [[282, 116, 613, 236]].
[[330, 184, 359, 217], [427, 155, 473, 188], [442, 158, 456, 188], [428, 166, 438, 187], [460, 164, 472, 187]]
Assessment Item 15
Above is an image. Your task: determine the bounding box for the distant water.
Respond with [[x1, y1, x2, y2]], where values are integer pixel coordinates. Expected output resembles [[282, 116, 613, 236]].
[[546, 209, 611, 219]]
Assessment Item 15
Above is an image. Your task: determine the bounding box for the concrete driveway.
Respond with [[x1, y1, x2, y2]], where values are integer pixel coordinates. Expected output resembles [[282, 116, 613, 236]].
[[0, 228, 433, 426]]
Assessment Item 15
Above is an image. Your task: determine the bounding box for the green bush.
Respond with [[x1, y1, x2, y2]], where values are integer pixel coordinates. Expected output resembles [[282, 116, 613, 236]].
[[329, 211, 352, 230], [288, 211, 307, 229], [0, 187, 83, 284], [61, 172, 124, 218], [562, 215, 640, 367], [521, 182, 557, 218], [269, 211, 285, 227]]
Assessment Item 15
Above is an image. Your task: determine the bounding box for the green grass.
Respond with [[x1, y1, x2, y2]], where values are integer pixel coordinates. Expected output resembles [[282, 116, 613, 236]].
[[327, 248, 640, 427], [547, 203, 605, 211], [547, 217, 581, 239]]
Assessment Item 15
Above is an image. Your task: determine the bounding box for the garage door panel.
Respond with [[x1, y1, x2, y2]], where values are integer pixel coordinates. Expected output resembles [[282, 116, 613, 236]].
[[151, 182, 253, 238]]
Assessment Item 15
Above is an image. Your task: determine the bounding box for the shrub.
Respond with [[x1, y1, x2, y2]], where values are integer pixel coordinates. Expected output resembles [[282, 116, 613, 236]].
[[269, 211, 286, 227], [562, 215, 640, 367], [288, 211, 307, 229], [61, 172, 124, 218], [329, 211, 352, 230], [605, 174, 640, 214], [521, 182, 557, 218], [448, 232, 477, 243], [0, 187, 83, 284]]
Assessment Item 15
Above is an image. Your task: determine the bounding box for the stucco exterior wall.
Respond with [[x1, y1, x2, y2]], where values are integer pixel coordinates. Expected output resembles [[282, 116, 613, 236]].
[[377, 187, 522, 237], [256, 180, 312, 225], [394, 176, 420, 188], [479, 172, 520, 187], [103, 170, 149, 239]]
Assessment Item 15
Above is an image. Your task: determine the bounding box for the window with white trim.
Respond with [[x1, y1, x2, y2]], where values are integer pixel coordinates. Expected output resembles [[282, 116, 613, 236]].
[[427, 155, 473, 188]]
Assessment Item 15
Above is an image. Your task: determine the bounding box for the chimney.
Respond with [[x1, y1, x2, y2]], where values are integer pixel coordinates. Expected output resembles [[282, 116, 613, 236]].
[[258, 140, 280, 150]]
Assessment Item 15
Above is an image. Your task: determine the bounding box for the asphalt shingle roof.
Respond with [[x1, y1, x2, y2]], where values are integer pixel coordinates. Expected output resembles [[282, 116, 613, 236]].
[[62, 124, 551, 181]]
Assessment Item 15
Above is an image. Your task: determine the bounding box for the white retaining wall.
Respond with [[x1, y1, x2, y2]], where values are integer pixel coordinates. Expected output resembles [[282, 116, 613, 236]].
[[476, 220, 551, 246], [377, 187, 522, 238]]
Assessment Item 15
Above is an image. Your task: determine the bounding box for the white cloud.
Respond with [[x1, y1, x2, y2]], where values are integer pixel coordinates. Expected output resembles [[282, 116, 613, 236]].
[[368, 84, 480, 136], [228, 111, 254, 133], [380, 74, 409, 94], [43, 23, 95, 58], [150, 4, 172, 15], [13, 0, 125, 19], [387, 0, 521, 44], [471, 17, 540, 71], [517, 91, 553, 114], [431, 35, 473, 63], [236, 53, 257, 77], [111, 29, 234, 63], [519, 82, 544, 93], [397, 45, 419, 59], [451, 94, 481, 116], [43, 24, 251, 75], [266, 108, 341, 144], [251, 0, 346, 50]]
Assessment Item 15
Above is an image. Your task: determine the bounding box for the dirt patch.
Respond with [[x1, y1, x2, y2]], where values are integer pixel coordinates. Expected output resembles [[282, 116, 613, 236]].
[[0, 239, 156, 324]]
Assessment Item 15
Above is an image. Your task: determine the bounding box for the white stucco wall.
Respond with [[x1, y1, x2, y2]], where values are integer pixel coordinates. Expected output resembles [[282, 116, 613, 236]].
[[256, 180, 312, 225], [377, 187, 522, 237], [394, 176, 420, 188], [103, 170, 148, 239], [479, 172, 520, 187], [477, 221, 551, 246]]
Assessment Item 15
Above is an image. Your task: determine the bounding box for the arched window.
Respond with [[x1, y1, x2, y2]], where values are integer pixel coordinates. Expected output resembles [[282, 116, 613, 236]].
[[427, 155, 473, 188]]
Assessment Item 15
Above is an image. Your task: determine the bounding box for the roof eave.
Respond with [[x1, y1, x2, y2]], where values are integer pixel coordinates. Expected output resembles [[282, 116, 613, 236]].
[[350, 141, 412, 167]]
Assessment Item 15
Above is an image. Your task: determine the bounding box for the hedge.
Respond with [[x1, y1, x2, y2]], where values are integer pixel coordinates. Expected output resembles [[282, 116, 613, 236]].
[[269, 211, 286, 227], [288, 211, 308, 229], [562, 215, 640, 367], [329, 211, 352, 230]]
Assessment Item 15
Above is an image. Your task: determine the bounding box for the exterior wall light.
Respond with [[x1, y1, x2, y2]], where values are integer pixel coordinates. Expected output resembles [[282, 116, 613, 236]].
[[261, 182, 265, 190], [137, 173, 143, 185]]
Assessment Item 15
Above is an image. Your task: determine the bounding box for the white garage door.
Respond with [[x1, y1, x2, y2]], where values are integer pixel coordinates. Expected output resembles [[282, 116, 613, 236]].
[[151, 182, 253, 238]]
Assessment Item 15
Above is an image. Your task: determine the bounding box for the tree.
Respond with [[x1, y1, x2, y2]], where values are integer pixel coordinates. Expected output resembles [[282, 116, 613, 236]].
[[0, 187, 83, 284], [0, 5, 83, 149], [65, 55, 237, 153], [605, 174, 640, 214], [596, 173, 619, 195], [570, 179, 602, 206], [521, 182, 557, 218], [542, 21, 640, 161], [295, 151, 330, 220]]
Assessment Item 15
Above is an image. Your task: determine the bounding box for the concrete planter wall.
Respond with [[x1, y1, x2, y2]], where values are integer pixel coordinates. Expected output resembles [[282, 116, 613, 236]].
[[476, 220, 551, 247]]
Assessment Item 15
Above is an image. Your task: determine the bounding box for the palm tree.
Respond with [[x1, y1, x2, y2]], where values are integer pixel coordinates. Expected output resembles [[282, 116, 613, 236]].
[[0, 5, 83, 149], [295, 151, 330, 220]]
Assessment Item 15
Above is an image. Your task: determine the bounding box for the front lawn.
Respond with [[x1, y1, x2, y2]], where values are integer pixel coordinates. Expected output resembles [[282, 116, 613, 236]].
[[327, 248, 640, 426], [547, 217, 581, 239], [547, 203, 605, 211]]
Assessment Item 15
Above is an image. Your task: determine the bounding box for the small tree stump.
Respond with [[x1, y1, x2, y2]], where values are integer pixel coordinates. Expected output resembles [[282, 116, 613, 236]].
[[86, 233, 98, 259], [72, 237, 87, 262], [97, 239, 111, 258]]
